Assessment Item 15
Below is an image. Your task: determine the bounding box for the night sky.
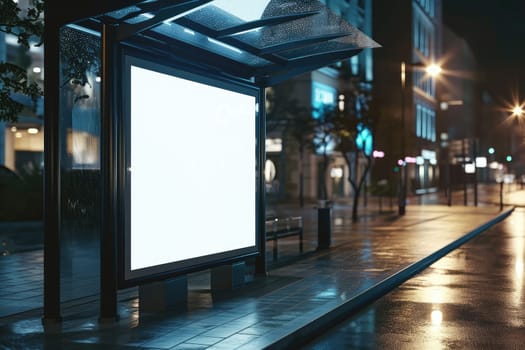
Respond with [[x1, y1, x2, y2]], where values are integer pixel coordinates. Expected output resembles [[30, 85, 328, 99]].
[[442, 0, 524, 103]]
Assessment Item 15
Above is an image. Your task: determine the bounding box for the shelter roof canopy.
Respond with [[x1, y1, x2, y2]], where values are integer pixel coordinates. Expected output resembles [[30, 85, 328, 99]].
[[60, 0, 380, 85]]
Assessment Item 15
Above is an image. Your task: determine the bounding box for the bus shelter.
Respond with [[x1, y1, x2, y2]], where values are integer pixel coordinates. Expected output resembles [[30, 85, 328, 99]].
[[43, 0, 379, 322]]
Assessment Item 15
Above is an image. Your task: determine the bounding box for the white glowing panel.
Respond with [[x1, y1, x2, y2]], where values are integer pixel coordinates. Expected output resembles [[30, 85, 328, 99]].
[[130, 65, 256, 272]]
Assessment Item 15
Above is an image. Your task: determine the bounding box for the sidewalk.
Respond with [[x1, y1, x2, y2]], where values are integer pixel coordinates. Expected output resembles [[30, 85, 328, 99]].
[[0, 204, 514, 350]]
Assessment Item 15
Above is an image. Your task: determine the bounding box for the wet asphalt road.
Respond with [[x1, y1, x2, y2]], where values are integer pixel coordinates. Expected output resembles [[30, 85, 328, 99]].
[[302, 207, 525, 350]]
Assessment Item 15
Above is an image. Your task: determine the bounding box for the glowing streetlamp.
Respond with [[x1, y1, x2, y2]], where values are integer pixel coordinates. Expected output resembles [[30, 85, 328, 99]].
[[512, 105, 523, 117], [426, 63, 442, 77]]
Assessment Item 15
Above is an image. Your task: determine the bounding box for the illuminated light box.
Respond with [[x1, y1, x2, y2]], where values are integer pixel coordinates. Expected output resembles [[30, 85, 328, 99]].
[[121, 54, 259, 284]]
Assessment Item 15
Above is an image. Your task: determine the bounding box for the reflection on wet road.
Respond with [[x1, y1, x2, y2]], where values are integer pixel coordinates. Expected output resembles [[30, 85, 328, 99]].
[[303, 208, 525, 349]]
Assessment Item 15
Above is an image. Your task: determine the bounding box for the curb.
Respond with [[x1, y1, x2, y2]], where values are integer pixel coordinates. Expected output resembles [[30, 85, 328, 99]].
[[255, 206, 515, 350]]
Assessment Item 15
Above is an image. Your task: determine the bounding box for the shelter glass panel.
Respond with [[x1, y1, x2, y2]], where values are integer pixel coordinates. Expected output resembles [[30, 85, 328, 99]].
[[59, 26, 102, 301]]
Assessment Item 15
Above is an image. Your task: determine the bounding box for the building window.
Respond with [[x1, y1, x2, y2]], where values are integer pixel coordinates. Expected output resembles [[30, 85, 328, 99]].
[[430, 109, 436, 141], [416, 104, 436, 142], [312, 81, 336, 118], [417, 0, 435, 17], [365, 52, 373, 81], [413, 16, 419, 48], [312, 81, 337, 154], [350, 55, 359, 76], [416, 104, 422, 137]]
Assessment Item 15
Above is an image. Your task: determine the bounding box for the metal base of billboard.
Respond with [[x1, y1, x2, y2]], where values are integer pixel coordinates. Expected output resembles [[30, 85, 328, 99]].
[[211, 262, 246, 291], [138, 276, 188, 313]]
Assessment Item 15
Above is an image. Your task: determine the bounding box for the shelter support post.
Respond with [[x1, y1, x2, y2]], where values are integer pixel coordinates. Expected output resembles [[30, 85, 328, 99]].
[[100, 22, 119, 323], [255, 87, 267, 276], [42, 19, 62, 325]]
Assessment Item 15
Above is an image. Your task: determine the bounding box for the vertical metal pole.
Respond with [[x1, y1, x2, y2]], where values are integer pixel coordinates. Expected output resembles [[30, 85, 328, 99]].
[[447, 161, 452, 206], [462, 138, 467, 206], [100, 23, 119, 322], [255, 87, 267, 276], [499, 181, 504, 211], [42, 19, 62, 324], [398, 62, 406, 215], [446, 145, 452, 206], [473, 139, 478, 206]]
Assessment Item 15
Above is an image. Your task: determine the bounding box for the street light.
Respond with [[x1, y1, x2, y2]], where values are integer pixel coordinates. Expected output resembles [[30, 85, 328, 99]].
[[512, 105, 523, 117], [426, 64, 442, 77], [398, 61, 441, 215]]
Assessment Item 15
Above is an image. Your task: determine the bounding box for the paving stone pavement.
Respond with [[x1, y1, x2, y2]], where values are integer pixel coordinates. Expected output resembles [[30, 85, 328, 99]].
[[0, 202, 515, 350]]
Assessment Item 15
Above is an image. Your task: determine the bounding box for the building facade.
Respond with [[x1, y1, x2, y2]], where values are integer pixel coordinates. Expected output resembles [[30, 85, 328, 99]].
[[438, 25, 483, 189], [372, 0, 442, 195]]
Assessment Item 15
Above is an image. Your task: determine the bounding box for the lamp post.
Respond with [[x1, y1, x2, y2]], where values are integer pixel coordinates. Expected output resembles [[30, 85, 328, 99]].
[[398, 61, 441, 216], [508, 104, 523, 188], [399, 62, 406, 215]]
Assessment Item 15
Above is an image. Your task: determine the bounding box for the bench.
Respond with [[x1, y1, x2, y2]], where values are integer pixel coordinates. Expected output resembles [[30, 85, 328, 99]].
[[265, 216, 303, 260]]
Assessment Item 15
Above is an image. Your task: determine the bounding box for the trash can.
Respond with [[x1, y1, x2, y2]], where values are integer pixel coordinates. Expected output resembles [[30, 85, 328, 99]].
[[317, 201, 331, 250]]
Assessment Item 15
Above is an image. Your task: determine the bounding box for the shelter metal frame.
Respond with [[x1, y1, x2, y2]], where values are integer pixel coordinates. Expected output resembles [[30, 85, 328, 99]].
[[43, 0, 379, 323]]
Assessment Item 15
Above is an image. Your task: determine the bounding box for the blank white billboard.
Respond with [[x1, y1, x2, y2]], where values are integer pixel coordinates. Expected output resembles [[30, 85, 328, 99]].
[[125, 60, 257, 280]]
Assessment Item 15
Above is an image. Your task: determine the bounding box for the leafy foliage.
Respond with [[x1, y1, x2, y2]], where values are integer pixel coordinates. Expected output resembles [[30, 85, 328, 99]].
[[0, 0, 44, 123], [59, 26, 101, 88], [0, 62, 41, 122], [0, 0, 43, 49]]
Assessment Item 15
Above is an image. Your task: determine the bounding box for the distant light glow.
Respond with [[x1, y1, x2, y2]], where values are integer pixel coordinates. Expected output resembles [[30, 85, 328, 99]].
[[405, 156, 417, 164], [32, 66, 41, 74], [338, 94, 345, 111], [264, 159, 276, 183], [488, 147, 495, 155], [373, 150, 384, 158], [266, 138, 282, 152], [506, 155, 513, 162], [10, 126, 17, 132], [489, 161, 500, 170], [426, 64, 442, 77], [431, 310, 443, 325], [464, 163, 475, 174], [95, 76, 101, 83], [504, 174, 515, 184], [516, 260, 524, 278], [330, 167, 343, 179], [512, 105, 523, 117], [476, 157, 487, 168], [27, 128, 39, 134], [421, 149, 436, 160]]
